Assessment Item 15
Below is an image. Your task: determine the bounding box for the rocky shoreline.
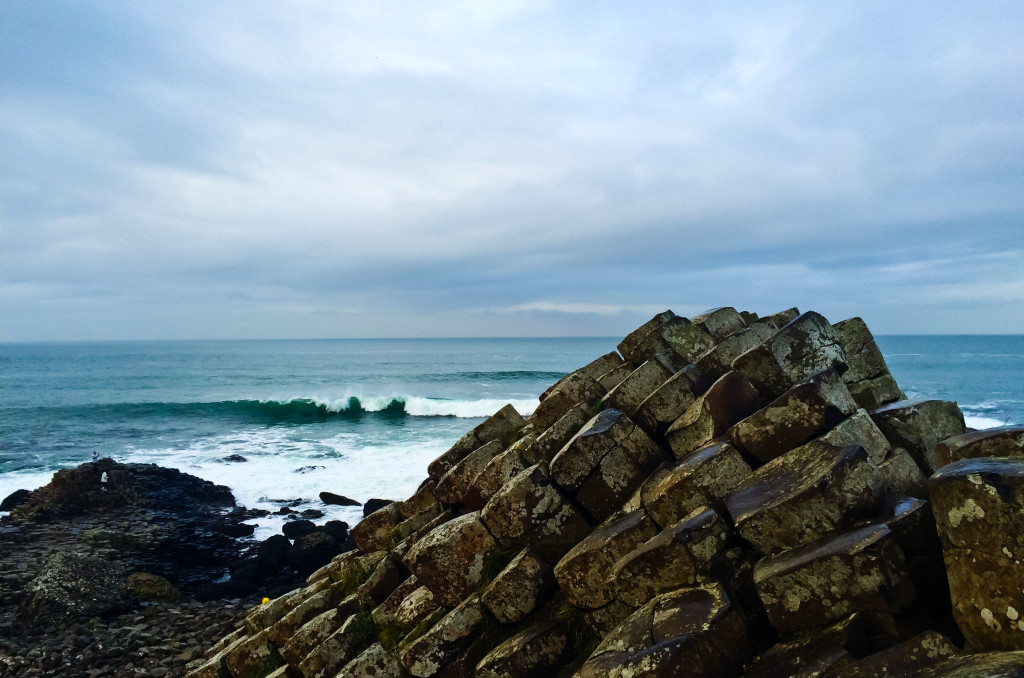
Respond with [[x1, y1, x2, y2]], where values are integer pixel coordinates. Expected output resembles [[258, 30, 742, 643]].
[[0, 459, 364, 677]]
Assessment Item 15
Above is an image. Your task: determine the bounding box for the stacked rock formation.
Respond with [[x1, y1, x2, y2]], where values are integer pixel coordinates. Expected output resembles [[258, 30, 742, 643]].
[[184, 308, 1024, 678]]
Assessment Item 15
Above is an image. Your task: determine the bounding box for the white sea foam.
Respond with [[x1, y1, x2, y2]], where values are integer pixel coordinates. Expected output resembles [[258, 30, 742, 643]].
[[965, 415, 1015, 430]]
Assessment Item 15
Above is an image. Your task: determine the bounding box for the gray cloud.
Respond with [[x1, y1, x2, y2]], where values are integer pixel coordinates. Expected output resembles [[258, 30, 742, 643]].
[[1, 1, 1022, 340]]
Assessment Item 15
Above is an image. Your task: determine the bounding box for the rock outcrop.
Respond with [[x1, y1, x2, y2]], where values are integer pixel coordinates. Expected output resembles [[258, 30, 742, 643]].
[[183, 308, 1024, 678]]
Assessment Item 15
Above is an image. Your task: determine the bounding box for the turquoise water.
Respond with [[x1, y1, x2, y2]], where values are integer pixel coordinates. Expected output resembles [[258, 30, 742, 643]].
[[1, 335, 1020, 536]]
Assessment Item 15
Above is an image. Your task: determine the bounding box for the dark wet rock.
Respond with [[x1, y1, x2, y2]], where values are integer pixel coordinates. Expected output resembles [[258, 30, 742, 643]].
[[126, 572, 181, 603], [0, 488, 31, 511], [293, 465, 324, 473], [934, 425, 1024, 469], [222, 454, 248, 463], [871, 398, 966, 475], [665, 371, 762, 460], [19, 550, 131, 627], [475, 620, 572, 678], [282, 519, 317, 541], [320, 491, 360, 506], [363, 498, 395, 517], [481, 548, 555, 624], [288, 531, 340, 578]]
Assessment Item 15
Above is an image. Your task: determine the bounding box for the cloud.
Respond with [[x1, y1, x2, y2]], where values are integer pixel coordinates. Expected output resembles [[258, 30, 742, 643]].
[[1, 1, 1022, 339]]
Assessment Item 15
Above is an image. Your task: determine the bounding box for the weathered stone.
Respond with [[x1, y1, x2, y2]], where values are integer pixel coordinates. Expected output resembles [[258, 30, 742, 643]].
[[725, 442, 886, 555], [871, 398, 966, 475], [847, 373, 907, 412], [337, 642, 407, 678], [935, 425, 1024, 469], [126, 571, 180, 603], [541, 351, 624, 401], [611, 507, 733, 607], [617, 311, 677, 365], [398, 481, 439, 520], [827, 629, 960, 677], [693, 306, 746, 342], [874, 496, 940, 557], [602, 356, 675, 416], [879, 446, 928, 498], [632, 368, 701, 438], [815, 408, 892, 464], [433, 440, 503, 506], [475, 620, 572, 678], [403, 512, 500, 608], [400, 596, 488, 678], [913, 651, 1024, 677], [268, 587, 334, 647], [554, 510, 659, 610], [597, 362, 636, 392], [754, 524, 916, 634], [17, 550, 131, 627], [359, 553, 410, 610], [394, 509, 457, 562], [395, 585, 442, 633], [833, 317, 892, 383], [480, 548, 555, 624], [665, 371, 762, 460], [530, 372, 605, 431], [480, 464, 592, 557], [577, 583, 750, 678], [351, 502, 406, 553], [582, 600, 635, 638], [694, 323, 776, 381], [761, 306, 800, 328], [462, 447, 527, 512], [653, 316, 718, 366], [550, 409, 636, 491], [224, 629, 284, 678], [329, 550, 387, 589], [575, 425, 668, 523], [641, 441, 751, 528], [281, 607, 344, 667], [299, 613, 374, 678], [729, 368, 858, 465], [930, 458, 1024, 651], [527, 403, 592, 465], [732, 310, 848, 400], [427, 404, 527, 481]]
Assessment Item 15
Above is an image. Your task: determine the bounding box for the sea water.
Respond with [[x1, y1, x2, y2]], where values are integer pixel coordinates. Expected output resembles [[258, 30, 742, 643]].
[[1, 335, 1021, 538]]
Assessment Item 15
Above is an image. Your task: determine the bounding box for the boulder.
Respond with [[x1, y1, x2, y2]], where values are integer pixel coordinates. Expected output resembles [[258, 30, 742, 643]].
[[665, 371, 762, 460], [694, 323, 776, 381], [0, 488, 31, 511], [934, 425, 1024, 469], [18, 550, 131, 627], [480, 464, 592, 557], [732, 311, 848, 400], [632, 367, 703, 438], [930, 458, 1024, 651], [847, 373, 907, 412], [526, 403, 592, 465], [754, 524, 916, 634], [610, 507, 734, 608], [400, 596, 490, 678], [337, 642, 406, 678], [728, 368, 858, 466], [126, 572, 180, 603], [358, 553, 409, 609], [433, 439, 503, 506], [641, 441, 752, 528], [553, 510, 659, 610], [530, 371, 605, 431], [725, 442, 886, 555], [283, 519, 317, 541], [289, 530, 342, 577], [480, 548, 555, 624], [320, 491, 360, 506], [693, 306, 747, 342], [475, 621, 572, 678], [654, 315, 718, 366], [364, 498, 395, 516], [601, 355, 675, 416], [871, 399, 966, 475], [577, 583, 750, 678], [832, 317, 892, 383], [403, 512, 500, 608], [462, 446, 527, 512]]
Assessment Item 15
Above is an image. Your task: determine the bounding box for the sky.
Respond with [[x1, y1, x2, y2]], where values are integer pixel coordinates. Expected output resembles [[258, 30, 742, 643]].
[[1, 1, 1022, 341]]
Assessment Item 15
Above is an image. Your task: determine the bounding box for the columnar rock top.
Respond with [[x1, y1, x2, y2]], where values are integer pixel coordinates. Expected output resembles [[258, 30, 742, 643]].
[[185, 307, 1024, 678]]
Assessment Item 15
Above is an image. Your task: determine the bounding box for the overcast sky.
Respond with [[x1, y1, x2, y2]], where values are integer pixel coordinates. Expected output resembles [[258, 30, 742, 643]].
[[2, 2, 1022, 341]]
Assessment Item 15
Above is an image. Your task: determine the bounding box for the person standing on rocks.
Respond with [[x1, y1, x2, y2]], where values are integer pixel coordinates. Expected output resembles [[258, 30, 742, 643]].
[[101, 471, 108, 491], [92, 450, 99, 464]]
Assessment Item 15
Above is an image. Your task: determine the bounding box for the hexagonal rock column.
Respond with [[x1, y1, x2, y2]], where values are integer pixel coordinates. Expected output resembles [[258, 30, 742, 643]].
[[694, 323, 776, 381], [541, 351, 623, 402], [601, 355, 676, 416], [655, 316, 718, 366], [480, 548, 555, 624], [351, 502, 405, 553], [530, 371, 605, 431], [732, 311, 848, 401], [299, 613, 374, 678], [930, 458, 1024, 651], [223, 629, 285, 678], [847, 373, 907, 412], [693, 306, 747, 342], [871, 399, 966, 475], [577, 583, 750, 678], [912, 652, 1024, 677], [811, 408, 892, 464], [403, 512, 500, 608], [729, 368, 858, 466], [281, 607, 345, 668], [336, 642, 406, 678], [427, 404, 527, 482], [616, 310, 677, 364], [597, 361, 636, 391], [725, 442, 886, 555], [761, 306, 800, 328], [480, 464, 592, 558], [395, 586, 441, 633], [399, 596, 490, 678], [553, 509, 659, 610], [526, 403, 593, 465], [879, 447, 928, 498], [550, 408, 668, 523], [832, 317, 893, 384], [640, 441, 752, 529], [474, 620, 572, 678], [433, 439, 504, 506], [462, 447, 527, 512], [665, 371, 761, 460], [610, 507, 734, 607], [754, 524, 916, 634], [633, 367, 704, 438], [934, 425, 1024, 469]]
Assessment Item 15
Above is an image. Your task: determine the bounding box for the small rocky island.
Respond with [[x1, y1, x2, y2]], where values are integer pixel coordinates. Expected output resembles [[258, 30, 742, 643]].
[[6, 307, 1024, 677]]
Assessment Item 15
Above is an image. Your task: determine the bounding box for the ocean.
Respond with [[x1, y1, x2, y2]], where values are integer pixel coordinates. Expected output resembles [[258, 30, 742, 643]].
[[1, 335, 1021, 538]]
